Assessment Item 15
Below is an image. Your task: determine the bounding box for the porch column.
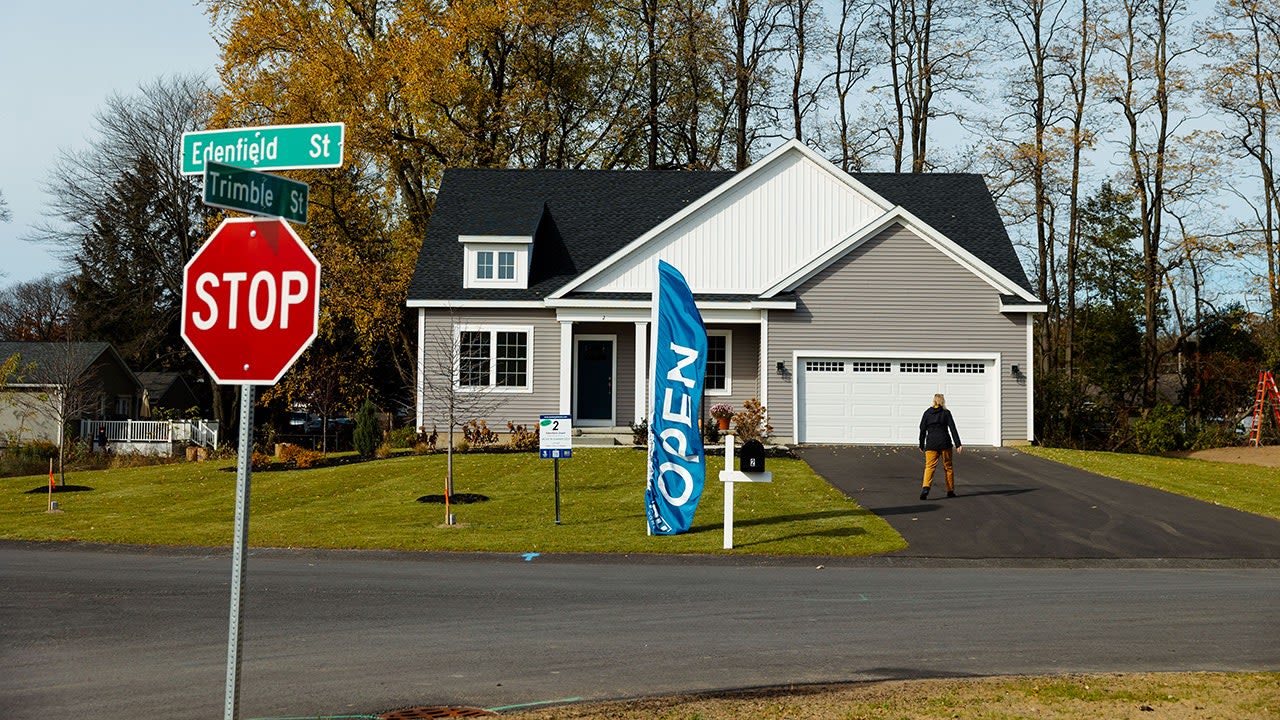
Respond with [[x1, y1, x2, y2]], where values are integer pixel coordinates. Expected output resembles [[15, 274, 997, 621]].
[[634, 321, 648, 424], [560, 320, 573, 415], [759, 309, 769, 408]]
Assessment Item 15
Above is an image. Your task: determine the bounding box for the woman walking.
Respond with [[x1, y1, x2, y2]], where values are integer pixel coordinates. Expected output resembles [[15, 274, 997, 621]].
[[919, 394, 962, 500]]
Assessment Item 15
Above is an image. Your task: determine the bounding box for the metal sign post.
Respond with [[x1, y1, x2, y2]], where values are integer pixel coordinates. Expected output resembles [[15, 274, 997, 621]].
[[224, 384, 255, 720], [539, 415, 572, 525]]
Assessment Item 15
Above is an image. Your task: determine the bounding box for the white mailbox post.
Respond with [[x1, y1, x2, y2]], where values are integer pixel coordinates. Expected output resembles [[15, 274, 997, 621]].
[[719, 432, 773, 549]]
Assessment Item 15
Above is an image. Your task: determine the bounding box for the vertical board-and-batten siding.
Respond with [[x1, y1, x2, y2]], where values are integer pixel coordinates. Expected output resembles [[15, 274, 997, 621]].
[[418, 309, 561, 431], [577, 151, 885, 294], [769, 224, 1029, 444]]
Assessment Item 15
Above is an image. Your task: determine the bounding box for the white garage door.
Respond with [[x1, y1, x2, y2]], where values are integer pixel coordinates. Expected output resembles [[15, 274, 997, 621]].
[[797, 357, 996, 445]]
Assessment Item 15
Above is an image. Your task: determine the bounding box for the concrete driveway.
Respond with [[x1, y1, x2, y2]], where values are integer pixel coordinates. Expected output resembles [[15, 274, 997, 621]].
[[795, 446, 1280, 560]]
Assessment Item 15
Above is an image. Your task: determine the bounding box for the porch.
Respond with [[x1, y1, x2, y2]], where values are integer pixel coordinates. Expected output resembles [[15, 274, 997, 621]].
[[80, 419, 220, 456]]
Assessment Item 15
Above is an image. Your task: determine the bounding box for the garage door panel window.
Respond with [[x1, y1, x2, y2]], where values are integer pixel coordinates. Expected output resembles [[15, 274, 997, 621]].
[[851, 361, 891, 372], [806, 360, 845, 372], [900, 361, 938, 373], [946, 362, 985, 374]]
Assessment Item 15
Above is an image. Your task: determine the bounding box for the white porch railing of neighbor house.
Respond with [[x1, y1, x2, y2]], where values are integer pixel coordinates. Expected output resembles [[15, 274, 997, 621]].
[[80, 419, 220, 451]]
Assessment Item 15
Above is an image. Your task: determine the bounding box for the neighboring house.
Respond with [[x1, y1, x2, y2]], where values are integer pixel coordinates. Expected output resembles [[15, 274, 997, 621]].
[[135, 372, 202, 418], [0, 341, 143, 446], [406, 140, 1045, 446]]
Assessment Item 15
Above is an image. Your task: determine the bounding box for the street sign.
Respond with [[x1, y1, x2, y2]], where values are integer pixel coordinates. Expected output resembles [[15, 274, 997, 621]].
[[181, 122, 345, 175], [180, 217, 320, 385], [203, 162, 309, 224], [539, 414, 572, 459]]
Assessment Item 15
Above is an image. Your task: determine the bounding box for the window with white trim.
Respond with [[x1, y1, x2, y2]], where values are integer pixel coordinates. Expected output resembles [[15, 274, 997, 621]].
[[705, 331, 731, 394], [461, 240, 529, 289], [457, 327, 532, 391]]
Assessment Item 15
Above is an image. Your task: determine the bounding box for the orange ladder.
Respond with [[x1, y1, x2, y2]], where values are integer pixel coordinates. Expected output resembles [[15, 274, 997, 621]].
[[1249, 370, 1280, 446]]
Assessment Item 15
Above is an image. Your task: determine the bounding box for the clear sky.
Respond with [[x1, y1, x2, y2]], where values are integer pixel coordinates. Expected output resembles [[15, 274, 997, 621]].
[[0, 1, 220, 287]]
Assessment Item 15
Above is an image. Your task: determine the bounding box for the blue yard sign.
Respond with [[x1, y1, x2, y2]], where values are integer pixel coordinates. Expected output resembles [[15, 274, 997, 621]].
[[645, 260, 708, 535]]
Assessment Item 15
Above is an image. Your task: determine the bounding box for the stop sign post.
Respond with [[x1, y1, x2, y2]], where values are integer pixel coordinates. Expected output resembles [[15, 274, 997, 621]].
[[182, 217, 320, 385], [180, 216, 319, 720]]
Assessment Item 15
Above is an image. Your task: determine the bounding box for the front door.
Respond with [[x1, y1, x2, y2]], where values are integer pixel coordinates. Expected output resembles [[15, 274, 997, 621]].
[[574, 336, 615, 426]]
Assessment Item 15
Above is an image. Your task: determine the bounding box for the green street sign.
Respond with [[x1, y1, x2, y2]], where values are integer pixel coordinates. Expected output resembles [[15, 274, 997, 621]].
[[203, 162, 309, 225], [181, 122, 344, 175]]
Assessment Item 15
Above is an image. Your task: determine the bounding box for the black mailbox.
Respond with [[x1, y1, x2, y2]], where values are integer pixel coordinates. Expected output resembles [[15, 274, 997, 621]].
[[740, 439, 766, 473]]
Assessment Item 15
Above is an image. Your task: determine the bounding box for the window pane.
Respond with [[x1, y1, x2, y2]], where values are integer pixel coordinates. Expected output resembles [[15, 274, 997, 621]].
[[498, 251, 515, 280], [495, 331, 527, 387], [477, 251, 494, 279], [706, 334, 726, 390], [459, 331, 490, 386]]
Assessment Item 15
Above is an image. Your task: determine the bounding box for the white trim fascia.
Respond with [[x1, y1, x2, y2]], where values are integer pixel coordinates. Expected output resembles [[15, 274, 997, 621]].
[[458, 235, 533, 244], [547, 140, 893, 301], [553, 305, 789, 326], [1000, 299, 1048, 313], [406, 299, 545, 309], [634, 321, 648, 424], [415, 308, 426, 431], [559, 321, 573, 414], [409, 298, 795, 312], [763, 206, 1041, 303]]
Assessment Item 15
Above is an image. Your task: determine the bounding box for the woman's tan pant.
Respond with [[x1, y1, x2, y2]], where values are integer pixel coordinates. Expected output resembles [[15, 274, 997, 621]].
[[922, 449, 955, 491]]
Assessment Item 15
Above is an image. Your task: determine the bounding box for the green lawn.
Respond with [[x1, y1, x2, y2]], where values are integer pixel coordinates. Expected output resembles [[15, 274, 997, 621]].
[[1022, 446, 1280, 520], [0, 448, 907, 556]]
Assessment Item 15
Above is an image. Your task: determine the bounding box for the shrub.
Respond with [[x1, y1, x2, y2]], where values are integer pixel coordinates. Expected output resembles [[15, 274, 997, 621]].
[[387, 425, 418, 449], [375, 441, 394, 459], [353, 399, 382, 457], [703, 419, 721, 444], [463, 419, 499, 447], [1131, 403, 1189, 454], [278, 443, 324, 468], [732, 398, 773, 443], [629, 417, 649, 447], [507, 421, 539, 450], [251, 451, 274, 470]]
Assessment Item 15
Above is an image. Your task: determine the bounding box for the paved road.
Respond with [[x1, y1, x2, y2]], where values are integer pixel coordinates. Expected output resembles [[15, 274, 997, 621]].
[[796, 446, 1280, 559], [3, 543, 1278, 720]]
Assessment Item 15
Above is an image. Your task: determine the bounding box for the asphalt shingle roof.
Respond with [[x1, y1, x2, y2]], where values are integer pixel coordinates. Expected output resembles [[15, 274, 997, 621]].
[[408, 165, 1034, 302]]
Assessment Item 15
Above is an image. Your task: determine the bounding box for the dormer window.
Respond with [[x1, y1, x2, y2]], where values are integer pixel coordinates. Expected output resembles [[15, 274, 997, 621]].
[[461, 235, 531, 289]]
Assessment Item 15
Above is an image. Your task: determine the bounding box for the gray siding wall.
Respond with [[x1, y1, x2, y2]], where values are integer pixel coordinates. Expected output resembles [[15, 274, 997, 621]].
[[419, 308, 561, 431], [768, 224, 1030, 444]]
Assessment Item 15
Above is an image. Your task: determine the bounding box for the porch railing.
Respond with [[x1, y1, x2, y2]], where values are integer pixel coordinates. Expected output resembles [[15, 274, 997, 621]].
[[80, 419, 220, 449]]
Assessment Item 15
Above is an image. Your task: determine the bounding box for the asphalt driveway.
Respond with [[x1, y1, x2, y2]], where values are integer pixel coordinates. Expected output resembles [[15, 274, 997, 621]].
[[795, 446, 1280, 559]]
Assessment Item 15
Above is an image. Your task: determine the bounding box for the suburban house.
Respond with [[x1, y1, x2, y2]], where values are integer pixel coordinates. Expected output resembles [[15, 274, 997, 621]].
[[0, 341, 143, 446], [406, 140, 1044, 446]]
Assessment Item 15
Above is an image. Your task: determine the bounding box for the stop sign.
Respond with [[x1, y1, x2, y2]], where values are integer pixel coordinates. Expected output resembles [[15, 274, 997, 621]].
[[181, 217, 320, 385]]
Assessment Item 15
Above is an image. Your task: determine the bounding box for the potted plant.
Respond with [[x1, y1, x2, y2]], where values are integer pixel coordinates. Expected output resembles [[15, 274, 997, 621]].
[[709, 403, 734, 430]]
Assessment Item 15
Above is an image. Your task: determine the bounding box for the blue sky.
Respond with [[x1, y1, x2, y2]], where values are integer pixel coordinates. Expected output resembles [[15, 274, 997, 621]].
[[0, 1, 220, 286]]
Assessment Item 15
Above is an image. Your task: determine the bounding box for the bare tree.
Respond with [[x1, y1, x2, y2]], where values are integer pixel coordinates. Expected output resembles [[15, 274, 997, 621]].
[[28, 75, 223, 423], [1100, 0, 1200, 405], [0, 275, 73, 341], [829, 0, 878, 171], [418, 309, 506, 517], [726, 0, 785, 168], [0, 189, 11, 223], [11, 343, 107, 485], [870, 0, 987, 172]]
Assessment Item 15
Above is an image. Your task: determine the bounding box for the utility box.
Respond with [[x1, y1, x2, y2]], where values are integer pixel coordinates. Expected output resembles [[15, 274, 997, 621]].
[[740, 439, 766, 473]]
